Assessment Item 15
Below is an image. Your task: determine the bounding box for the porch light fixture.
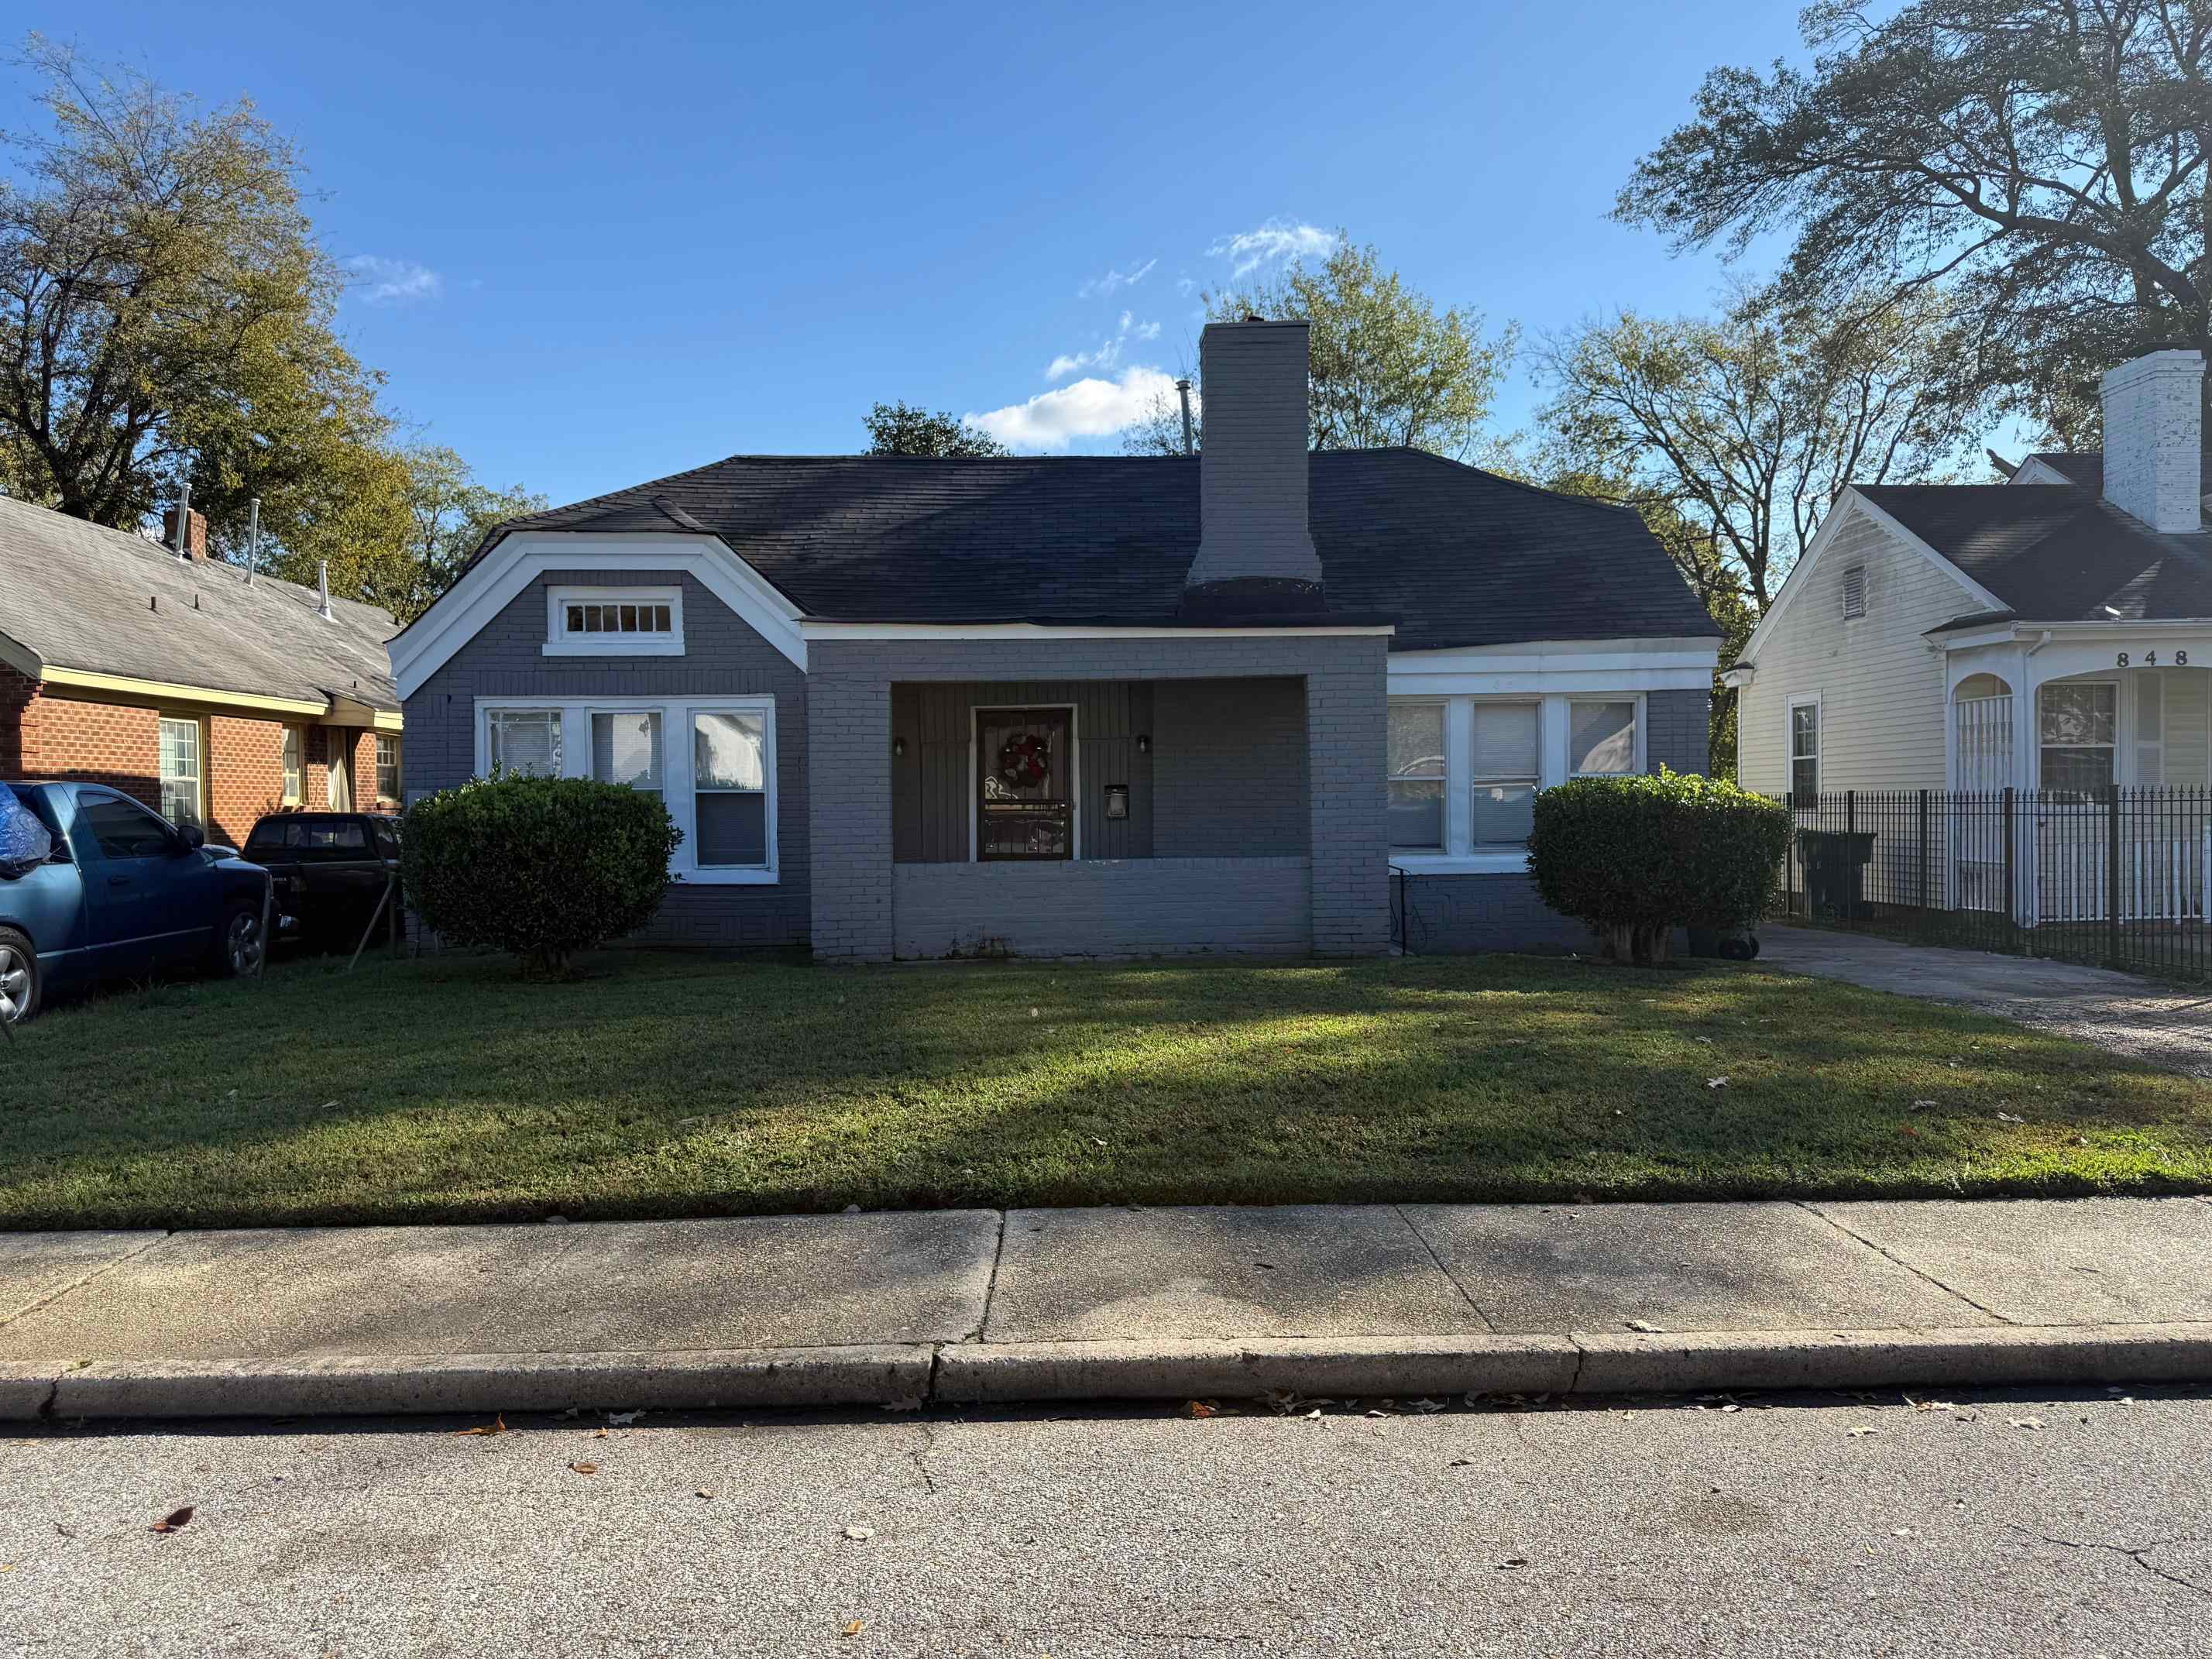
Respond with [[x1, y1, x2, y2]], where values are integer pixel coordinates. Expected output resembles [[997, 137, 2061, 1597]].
[[893, 736, 907, 757], [1135, 733, 1151, 754]]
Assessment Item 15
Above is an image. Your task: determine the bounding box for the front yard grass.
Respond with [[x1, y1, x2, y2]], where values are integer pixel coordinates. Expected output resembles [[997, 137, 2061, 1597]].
[[1, 948, 2206, 1230]]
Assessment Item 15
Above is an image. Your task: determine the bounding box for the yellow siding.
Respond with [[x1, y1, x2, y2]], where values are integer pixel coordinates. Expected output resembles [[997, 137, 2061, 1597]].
[[2164, 668, 2210, 786], [1739, 503, 1983, 795]]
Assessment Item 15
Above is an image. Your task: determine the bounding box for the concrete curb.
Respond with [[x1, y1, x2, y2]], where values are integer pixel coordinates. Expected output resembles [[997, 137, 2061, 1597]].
[[7, 1325, 2212, 1420]]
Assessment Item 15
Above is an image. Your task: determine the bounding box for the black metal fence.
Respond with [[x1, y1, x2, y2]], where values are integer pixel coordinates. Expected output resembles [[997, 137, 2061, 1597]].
[[1778, 787, 2212, 983]]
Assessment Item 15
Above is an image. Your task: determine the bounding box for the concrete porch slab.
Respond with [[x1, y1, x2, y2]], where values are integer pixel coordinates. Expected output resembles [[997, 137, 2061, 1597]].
[[1402, 1201, 1997, 1333], [984, 1204, 1486, 1342], [1810, 1197, 2212, 1325], [0, 1231, 165, 1326], [0, 1212, 1000, 1362]]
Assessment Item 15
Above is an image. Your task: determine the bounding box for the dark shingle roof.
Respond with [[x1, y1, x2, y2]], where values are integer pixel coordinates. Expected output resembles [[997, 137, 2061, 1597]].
[[2020, 452, 2104, 490], [452, 449, 1718, 651], [1856, 484, 2212, 626], [0, 497, 400, 710]]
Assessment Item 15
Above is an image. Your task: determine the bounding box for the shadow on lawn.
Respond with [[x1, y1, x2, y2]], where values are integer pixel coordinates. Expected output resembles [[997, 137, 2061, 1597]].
[[0, 950, 2204, 1230]]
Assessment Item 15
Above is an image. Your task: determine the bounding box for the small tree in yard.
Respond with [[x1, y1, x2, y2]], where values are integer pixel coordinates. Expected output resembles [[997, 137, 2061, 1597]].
[[1528, 770, 1790, 966], [402, 774, 681, 979]]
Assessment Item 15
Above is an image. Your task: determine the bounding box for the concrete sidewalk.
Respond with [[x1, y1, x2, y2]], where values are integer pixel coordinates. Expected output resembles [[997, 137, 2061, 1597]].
[[4, 1197, 2212, 1418]]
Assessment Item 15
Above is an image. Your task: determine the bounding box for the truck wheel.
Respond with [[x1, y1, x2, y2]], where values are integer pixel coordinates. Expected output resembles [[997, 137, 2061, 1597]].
[[218, 906, 266, 979], [0, 927, 37, 1024]]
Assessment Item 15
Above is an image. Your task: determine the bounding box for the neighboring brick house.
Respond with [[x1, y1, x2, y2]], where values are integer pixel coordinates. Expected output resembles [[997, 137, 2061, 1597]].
[[394, 319, 1719, 960], [0, 498, 402, 849]]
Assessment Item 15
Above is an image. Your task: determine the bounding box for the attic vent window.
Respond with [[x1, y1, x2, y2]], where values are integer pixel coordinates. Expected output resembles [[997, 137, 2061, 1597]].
[[1842, 565, 1867, 620], [544, 586, 685, 658]]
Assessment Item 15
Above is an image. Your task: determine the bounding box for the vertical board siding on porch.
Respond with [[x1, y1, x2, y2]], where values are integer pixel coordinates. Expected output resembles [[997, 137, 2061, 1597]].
[[1152, 678, 1309, 856], [891, 682, 1155, 860]]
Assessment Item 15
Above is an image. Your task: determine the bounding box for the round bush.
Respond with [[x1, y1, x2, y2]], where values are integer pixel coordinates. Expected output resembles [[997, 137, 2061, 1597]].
[[402, 773, 682, 977], [1527, 769, 1791, 964]]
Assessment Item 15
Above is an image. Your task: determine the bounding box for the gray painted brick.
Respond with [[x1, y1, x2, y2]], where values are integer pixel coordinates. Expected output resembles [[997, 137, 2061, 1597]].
[[895, 857, 1311, 958]]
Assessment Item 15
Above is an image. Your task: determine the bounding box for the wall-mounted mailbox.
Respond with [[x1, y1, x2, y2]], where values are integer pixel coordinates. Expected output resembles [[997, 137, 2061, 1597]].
[[1104, 784, 1130, 820]]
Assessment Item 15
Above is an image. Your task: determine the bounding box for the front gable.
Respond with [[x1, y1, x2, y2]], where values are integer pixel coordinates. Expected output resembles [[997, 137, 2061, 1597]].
[[390, 532, 807, 699]]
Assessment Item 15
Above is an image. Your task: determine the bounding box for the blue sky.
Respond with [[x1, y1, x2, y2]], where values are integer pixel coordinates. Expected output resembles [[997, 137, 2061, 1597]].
[[28, 1, 1817, 506]]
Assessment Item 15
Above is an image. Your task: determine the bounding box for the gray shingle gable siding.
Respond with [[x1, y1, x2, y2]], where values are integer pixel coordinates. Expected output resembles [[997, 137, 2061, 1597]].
[[403, 568, 809, 949], [434, 450, 1719, 651]]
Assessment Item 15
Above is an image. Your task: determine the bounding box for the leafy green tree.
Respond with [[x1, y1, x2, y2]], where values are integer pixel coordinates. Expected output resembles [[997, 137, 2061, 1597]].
[[864, 400, 1009, 457], [1618, 0, 2212, 438], [1123, 235, 1517, 462], [382, 446, 546, 623]]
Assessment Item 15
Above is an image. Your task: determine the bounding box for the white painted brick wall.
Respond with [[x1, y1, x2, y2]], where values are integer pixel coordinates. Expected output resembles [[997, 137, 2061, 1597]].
[[2100, 350, 2204, 534]]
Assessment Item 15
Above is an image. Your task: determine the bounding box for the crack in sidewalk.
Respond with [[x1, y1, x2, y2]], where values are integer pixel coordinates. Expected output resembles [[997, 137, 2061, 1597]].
[[1791, 1200, 2012, 1324], [1392, 1205, 1498, 1331], [966, 1210, 1009, 1345], [0, 1231, 174, 1332], [2006, 1523, 2212, 1602]]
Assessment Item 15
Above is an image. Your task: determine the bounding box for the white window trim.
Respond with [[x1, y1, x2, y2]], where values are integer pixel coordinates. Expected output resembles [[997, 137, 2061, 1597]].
[[1389, 692, 1647, 874], [968, 702, 1080, 861], [2035, 678, 2119, 794], [280, 725, 304, 806], [544, 586, 685, 657], [1787, 692, 1822, 802], [474, 696, 778, 885]]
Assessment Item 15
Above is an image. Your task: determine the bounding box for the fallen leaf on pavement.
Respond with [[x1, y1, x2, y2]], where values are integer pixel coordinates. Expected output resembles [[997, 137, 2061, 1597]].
[[877, 1398, 924, 1413], [1496, 1557, 1530, 1570], [1626, 1320, 1666, 1334], [1181, 1400, 1218, 1419], [591, 1427, 608, 1439], [842, 1619, 865, 1637], [696, 1489, 715, 1499], [2009, 1417, 2045, 1430], [1848, 1426, 1878, 1437], [843, 1524, 876, 1540], [604, 1410, 644, 1426], [149, 1506, 194, 1534], [1406, 1398, 1444, 1414], [452, 1417, 506, 1437], [1449, 1458, 1473, 1467], [568, 1462, 599, 1475]]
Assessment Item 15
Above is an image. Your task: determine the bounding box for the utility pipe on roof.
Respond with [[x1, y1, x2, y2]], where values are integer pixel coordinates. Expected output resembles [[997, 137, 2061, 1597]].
[[245, 497, 260, 584]]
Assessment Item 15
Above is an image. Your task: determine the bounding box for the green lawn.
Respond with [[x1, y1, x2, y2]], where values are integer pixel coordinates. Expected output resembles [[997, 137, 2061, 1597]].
[[1, 948, 2207, 1229]]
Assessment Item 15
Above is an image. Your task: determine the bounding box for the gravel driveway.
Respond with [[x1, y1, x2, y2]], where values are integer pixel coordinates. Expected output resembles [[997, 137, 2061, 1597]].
[[1757, 926, 2212, 1078]]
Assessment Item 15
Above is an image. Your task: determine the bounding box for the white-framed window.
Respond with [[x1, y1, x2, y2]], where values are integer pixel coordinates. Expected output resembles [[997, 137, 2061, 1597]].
[[157, 716, 202, 829], [1387, 692, 1645, 869], [1386, 700, 1446, 850], [486, 708, 563, 775], [1842, 565, 1867, 620], [2039, 681, 2116, 796], [544, 586, 684, 657], [1788, 696, 1821, 805], [476, 696, 777, 884], [375, 733, 402, 801], [280, 726, 304, 805]]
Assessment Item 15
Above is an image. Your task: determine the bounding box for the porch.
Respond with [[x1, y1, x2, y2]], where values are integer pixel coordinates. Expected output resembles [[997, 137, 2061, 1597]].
[[803, 635, 1393, 963]]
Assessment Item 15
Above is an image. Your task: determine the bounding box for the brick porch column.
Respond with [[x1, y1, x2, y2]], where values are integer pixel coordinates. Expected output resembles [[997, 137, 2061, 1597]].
[[1306, 637, 1391, 955], [807, 668, 894, 961]]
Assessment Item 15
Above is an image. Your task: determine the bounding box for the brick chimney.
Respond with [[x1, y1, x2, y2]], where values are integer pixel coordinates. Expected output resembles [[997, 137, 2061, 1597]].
[[1182, 319, 1324, 615], [2100, 349, 2203, 534], [163, 504, 209, 560]]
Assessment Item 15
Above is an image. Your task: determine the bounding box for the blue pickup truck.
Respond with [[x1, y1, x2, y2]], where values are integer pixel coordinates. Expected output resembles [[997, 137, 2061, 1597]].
[[0, 781, 275, 1025]]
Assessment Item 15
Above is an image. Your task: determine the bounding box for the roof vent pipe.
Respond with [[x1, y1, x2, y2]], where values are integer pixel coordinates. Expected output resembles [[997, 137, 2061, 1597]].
[[244, 497, 261, 585], [171, 482, 191, 560], [317, 559, 331, 620]]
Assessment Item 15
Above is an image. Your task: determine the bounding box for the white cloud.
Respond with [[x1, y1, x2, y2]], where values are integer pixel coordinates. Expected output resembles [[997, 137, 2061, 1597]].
[[1207, 220, 1335, 277], [967, 366, 1179, 452], [1045, 313, 1161, 380], [344, 255, 443, 305], [1077, 256, 1158, 299]]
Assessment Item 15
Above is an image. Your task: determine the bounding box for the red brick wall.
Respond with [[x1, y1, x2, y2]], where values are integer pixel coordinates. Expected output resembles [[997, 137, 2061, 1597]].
[[0, 668, 393, 844]]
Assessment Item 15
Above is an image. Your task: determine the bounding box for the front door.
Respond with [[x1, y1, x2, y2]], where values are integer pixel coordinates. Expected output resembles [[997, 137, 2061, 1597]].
[[977, 709, 1073, 860]]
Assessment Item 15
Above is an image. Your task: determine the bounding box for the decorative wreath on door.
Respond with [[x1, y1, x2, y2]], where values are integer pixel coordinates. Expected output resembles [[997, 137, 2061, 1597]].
[[998, 733, 1052, 788]]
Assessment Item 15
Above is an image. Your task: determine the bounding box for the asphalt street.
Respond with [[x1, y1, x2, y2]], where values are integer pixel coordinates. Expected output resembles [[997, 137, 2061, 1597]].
[[0, 1387, 2206, 1657]]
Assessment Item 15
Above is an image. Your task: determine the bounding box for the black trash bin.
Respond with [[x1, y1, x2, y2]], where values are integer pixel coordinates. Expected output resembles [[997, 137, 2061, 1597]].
[[1797, 829, 1876, 920]]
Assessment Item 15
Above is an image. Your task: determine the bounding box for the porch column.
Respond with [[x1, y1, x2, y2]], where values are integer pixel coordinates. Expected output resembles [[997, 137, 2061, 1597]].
[[807, 667, 894, 962], [1306, 638, 1391, 955]]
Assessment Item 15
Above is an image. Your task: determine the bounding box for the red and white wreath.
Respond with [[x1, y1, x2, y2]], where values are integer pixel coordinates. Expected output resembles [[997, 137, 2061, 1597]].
[[998, 733, 1051, 788]]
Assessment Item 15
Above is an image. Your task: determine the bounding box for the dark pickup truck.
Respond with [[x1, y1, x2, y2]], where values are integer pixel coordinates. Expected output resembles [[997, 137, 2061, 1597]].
[[242, 812, 402, 947]]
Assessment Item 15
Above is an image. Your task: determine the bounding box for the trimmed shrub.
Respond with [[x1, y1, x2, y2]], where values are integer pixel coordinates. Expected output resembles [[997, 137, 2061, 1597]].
[[402, 773, 682, 978], [1527, 768, 1791, 965]]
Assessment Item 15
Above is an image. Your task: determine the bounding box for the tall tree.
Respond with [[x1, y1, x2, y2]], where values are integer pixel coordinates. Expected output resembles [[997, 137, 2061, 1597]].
[[1618, 0, 2212, 438], [1121, 235, 1518, 462], [0, 38, 386, 526], [382, 445, 546, 623], [864, 400, 1008, 457], [1539, 283, 1984, 616]]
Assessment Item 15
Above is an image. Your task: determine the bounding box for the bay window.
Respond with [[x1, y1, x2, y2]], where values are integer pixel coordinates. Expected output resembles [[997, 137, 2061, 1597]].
[[1389, 693, 1644, 867], [477, 697, 777, 882]]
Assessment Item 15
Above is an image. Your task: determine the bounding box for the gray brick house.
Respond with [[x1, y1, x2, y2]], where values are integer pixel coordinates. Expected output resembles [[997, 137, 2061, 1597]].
[[392, 321, 1720, 960]]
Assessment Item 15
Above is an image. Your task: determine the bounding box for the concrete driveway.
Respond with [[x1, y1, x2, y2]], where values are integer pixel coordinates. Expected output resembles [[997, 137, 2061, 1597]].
[[1757, 926, 2212, 1077]]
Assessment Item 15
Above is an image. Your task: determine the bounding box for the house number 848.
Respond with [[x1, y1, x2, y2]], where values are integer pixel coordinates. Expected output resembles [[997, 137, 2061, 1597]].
[[2117, 651, 2188, 666]]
